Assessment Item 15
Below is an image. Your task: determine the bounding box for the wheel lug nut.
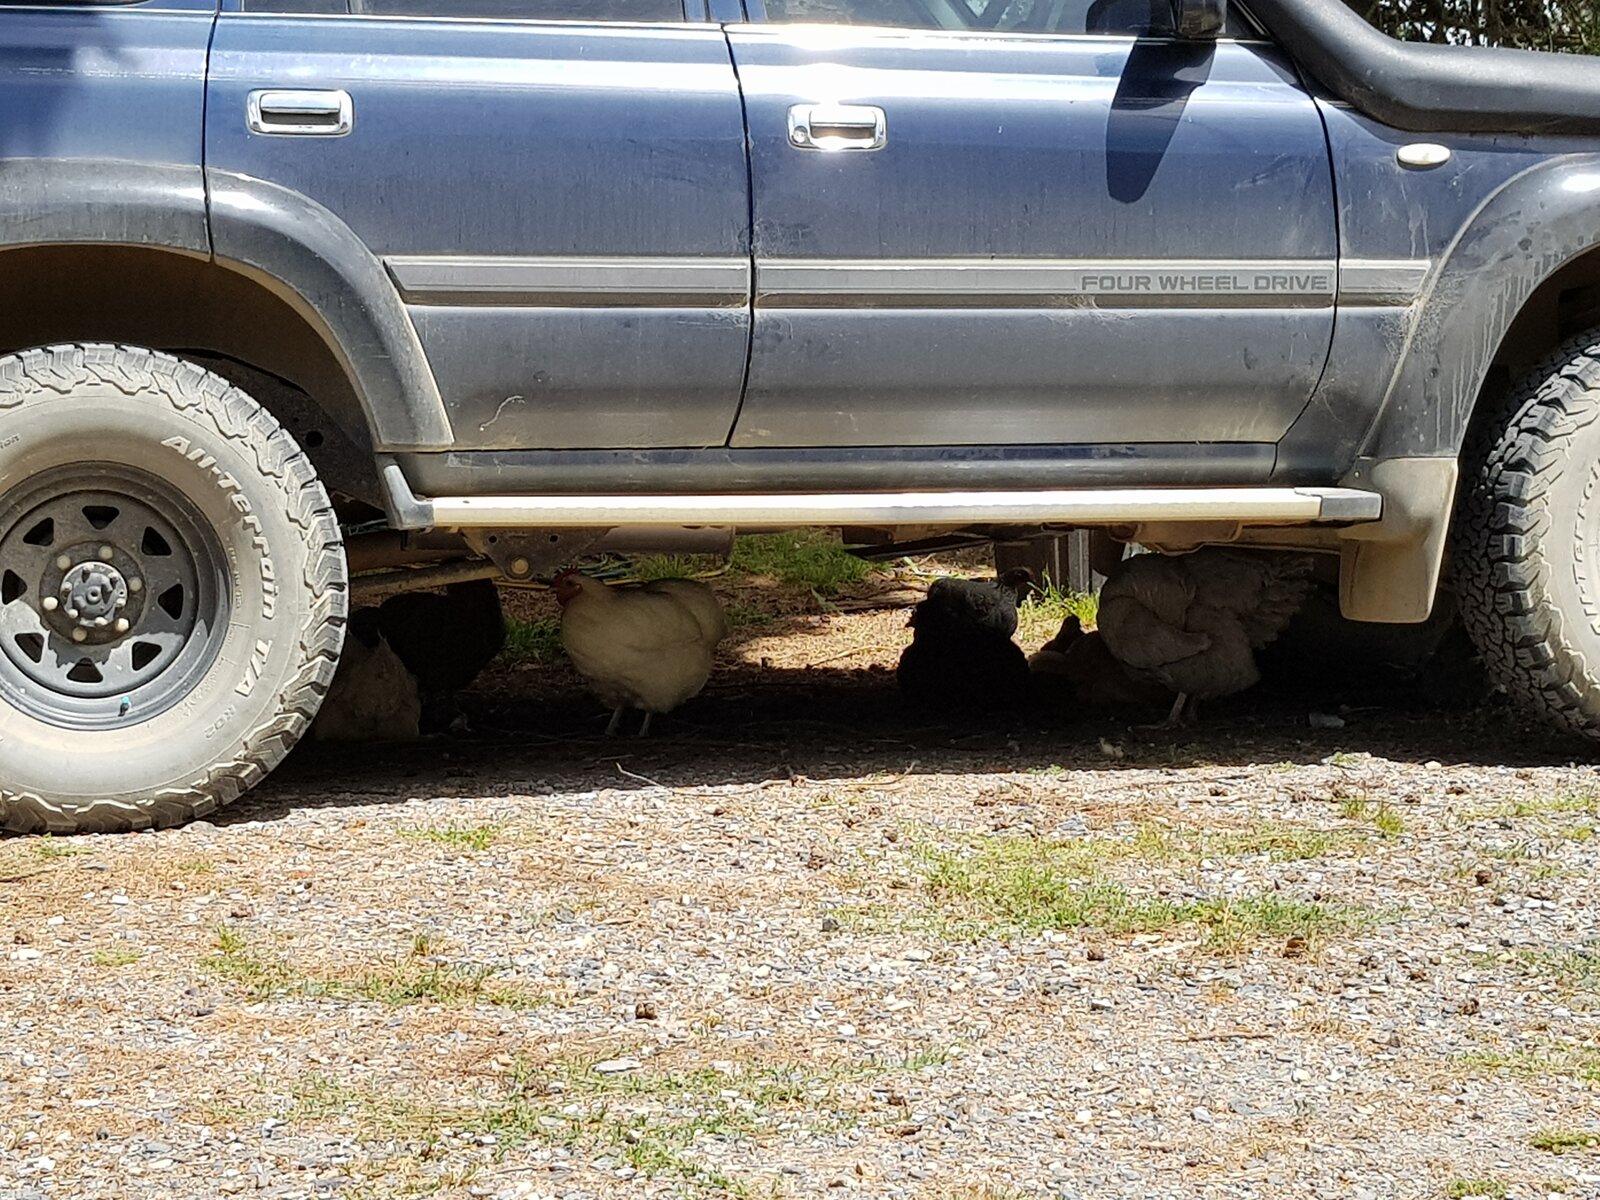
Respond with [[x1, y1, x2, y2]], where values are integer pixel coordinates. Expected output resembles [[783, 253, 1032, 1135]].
[[93, 616, 109, 627], [129, 579, 143, 594], [114, 618, 130, 634], [99, 545, 113, 559], [66, 607, 79, 619], [55, 555, 71, 571], [42, 597, 58, 612], [71, 628, 87, 643]]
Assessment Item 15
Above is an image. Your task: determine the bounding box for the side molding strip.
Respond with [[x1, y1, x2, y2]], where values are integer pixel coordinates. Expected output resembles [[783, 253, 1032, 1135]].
[[386, 255, 750, 306]]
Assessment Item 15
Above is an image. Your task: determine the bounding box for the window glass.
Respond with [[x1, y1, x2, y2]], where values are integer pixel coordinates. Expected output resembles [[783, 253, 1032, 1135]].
[[242, 0, 685, 20], [760, 0, 1251, 36]]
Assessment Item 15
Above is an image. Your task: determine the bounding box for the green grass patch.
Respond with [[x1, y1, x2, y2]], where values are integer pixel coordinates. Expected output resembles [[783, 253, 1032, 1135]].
[[1373, 805, 1407, 839], [1460, 1040, 1600, 1083], [32, 836, 89, 860], [723, 600, 776, 629], [400, 823, 500, 852], [1472, 792, 1600, 822], [91, 946, 144, 968], [502, 616, 563, 664], [201, 925, 547, 1010], [913, 834, 1360, 945], [1016, 581, 1099, 643], [1445, 1180, 1507, 1199], [730, 530, 872, 594], [1497, 944, 1600, 1004], [1529, 1128, 1599, 1154]]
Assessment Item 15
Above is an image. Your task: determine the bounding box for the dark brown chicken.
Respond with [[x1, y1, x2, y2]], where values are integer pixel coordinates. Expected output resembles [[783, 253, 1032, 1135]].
[[1095, 549, 1316, 726], [1028, 614, 1173, 711]]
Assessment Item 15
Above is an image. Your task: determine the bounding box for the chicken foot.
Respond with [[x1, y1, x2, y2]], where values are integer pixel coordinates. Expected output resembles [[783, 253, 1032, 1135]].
[[1139, 692, 1199, 730]]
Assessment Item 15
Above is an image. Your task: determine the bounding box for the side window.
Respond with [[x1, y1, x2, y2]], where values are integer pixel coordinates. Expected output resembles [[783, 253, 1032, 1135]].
[[241, 0, 686, 21], [759, 0, 1249, 36]]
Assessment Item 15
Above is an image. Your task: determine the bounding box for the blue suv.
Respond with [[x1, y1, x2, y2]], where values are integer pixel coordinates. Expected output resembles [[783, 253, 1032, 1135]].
[[3, 0, 1600, 830]]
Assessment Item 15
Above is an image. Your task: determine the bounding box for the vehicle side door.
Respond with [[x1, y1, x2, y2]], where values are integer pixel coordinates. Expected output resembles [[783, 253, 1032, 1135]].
[[726, 0, 1338, 452], [207, 0, 751, 451]]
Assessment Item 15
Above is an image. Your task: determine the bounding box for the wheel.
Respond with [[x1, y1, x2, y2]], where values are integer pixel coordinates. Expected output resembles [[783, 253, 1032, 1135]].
[[1455, 326, 1600, 737], [0, 345, 347, 832]]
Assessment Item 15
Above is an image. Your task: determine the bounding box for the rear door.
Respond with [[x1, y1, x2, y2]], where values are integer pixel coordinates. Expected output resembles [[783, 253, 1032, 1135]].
[[726, 0, 1338, 450], [207, 0, 751, 451]]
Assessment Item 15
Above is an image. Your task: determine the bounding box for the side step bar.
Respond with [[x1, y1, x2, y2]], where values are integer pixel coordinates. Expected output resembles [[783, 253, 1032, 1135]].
[[379, 461, 1382, 531]]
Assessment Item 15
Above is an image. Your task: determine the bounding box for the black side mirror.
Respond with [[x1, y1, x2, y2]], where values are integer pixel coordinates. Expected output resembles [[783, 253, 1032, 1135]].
[[1171, 0, 1226, 39]]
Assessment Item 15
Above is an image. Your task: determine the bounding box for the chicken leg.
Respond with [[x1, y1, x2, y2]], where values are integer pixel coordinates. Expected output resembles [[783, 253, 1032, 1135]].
[[605, 707, 626, 736], [638, 711, 654, 738], [1140, 692, 1198, 730]]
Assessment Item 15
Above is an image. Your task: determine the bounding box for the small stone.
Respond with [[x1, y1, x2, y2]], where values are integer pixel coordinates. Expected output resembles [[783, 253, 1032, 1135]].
[[1282, 935, 1309, 959], [1474, 868, 1494, 886], [9, 948, 42, 962], [110, 895, 130, 906], [1088, 997, 1114, 1012], [1190, 1106, 1213, 1124], [1086, 947, 1107, 962], [1458, 997, 1481, 1016], [633, 1001, 657, 1021], [1291, 1068, 1312, 1083], [837, 1023, 858, 1039], [592, 1058, 642, 1075], [820, 916, 841, 933]]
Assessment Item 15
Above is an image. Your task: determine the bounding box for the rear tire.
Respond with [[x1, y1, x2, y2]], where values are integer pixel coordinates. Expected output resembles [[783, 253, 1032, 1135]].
[[1454, 327, 1600, 738], [0, 345, 347, 832]]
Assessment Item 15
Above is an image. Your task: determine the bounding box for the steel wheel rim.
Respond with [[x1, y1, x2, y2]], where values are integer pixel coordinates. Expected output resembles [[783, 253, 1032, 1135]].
[[0, 464, 230, 731]]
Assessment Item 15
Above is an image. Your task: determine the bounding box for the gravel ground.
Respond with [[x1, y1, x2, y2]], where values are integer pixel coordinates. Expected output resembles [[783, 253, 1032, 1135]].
[[4, 603, 1600, 1200]]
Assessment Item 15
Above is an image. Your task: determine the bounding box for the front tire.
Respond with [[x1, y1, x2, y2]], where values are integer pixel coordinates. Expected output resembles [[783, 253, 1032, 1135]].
[[0, 345, 347, 832], [1455, 327, 1600, 738]]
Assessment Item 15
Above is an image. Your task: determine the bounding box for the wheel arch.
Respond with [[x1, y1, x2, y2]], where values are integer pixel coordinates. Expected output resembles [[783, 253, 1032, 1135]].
[[1336, 155, 1600, 624], [0, 160, 453, 466]]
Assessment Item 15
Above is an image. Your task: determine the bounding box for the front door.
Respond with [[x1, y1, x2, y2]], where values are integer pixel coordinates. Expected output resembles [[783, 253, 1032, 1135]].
[[207, 0, 751, 451], [726, 0, 1338, 450]]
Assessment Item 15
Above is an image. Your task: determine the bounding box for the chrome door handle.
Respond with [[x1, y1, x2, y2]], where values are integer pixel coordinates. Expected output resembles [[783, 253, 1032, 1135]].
[[247, 89, 354, 137], [787, 103, 886, 152]]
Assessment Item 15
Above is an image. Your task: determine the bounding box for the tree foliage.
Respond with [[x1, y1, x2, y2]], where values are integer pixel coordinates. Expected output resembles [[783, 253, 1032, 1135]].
[[1343, 0, 1600, 52]]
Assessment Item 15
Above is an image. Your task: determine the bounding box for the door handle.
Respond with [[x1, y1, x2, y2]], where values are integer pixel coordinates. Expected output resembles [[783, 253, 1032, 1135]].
[[787, 103, 887, 152], [247, 89, 354, 137]]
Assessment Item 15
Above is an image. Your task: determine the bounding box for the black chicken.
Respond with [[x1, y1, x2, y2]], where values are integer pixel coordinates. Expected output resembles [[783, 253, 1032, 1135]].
[[896, 569, 1034, 711], [358, 578, 506, 730], [1096, 549, 1315, 726], [918, 568, 1036, 637]]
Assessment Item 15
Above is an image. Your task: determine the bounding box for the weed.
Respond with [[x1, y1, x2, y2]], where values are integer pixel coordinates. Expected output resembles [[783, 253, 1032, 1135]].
[[1373, 805, 1407, 839], [914, 835, 1359, 945], [1501, 944, 1600, 1001], [1445, 1180, 1507, 1199], [731, 530, 871, 594], [502, 616, 563, 664], [1016, 582, 1098, 643], [1460, 1041, 1600, 1082], [401, 823, 500, 852], [32, 836, 88, 860], [201, 925, 546, 1010], [1529, 1128, 1599, 1154], [724, 600, 775, 629], [91, 946, 143, 968]]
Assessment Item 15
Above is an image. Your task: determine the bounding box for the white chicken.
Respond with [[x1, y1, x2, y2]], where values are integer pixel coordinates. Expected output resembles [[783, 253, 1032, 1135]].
[[312, 613, 422, 743], [554, 570, 728, 735], [1096, 548, 1315, 727]]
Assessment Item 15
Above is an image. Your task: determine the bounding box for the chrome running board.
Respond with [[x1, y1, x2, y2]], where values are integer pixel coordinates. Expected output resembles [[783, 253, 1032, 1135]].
[[378, 461, 1381, 532]]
